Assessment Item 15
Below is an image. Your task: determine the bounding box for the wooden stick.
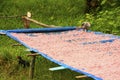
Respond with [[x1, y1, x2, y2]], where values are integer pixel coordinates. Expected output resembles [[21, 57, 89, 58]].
[[27, 54, 39, 56], [12, 44, 22, 46], [22, 16, 57, 28], [29, 54, 36, 80], [0, 15, 22, 18], [29, 51, 38, 80], [22, 16, 30, 29], [75, 75, 88, 78]]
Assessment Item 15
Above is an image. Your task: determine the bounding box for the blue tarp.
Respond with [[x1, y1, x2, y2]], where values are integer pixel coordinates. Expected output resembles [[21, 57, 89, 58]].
[[1, 27, 119, 80]]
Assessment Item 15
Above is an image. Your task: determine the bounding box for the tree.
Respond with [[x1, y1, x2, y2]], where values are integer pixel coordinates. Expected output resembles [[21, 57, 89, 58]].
[[85, 0, 102, 13]]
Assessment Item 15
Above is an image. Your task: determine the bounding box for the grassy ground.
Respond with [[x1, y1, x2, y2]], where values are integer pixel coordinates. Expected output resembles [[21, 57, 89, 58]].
[[0, 0, 94, 80], [0, 36, 93, 80], [0, 0, 85, 29]]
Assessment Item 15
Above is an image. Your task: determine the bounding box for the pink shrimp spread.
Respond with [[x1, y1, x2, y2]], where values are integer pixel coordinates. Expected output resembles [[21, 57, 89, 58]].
[[11, 30, 120, 80]]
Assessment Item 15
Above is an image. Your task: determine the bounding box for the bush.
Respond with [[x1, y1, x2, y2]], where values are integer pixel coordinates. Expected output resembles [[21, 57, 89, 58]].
[[78, 7, 120, 35]]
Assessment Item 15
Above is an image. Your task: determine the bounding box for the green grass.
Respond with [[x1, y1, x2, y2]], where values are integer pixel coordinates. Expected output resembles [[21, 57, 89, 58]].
[[0, 36, 94, 80], [0, 1, 92, 80], [0, 0, 86, 29]]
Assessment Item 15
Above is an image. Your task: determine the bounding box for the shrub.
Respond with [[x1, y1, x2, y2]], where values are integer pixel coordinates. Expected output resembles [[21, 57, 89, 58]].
[[78, 7, 120, 35]]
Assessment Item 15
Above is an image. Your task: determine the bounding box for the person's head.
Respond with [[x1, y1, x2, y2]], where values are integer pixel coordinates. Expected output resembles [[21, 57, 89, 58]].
[[81, 22, 91, 28], [17, 56, 22, 59], [81, 22, 91, 31]]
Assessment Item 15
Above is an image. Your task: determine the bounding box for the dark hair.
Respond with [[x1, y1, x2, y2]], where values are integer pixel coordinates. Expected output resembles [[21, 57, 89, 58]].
[[17, 56, 22, 59]]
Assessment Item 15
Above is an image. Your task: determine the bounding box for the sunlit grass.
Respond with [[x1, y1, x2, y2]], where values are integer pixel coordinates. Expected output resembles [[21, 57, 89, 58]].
[[0, 34, 93, 80]]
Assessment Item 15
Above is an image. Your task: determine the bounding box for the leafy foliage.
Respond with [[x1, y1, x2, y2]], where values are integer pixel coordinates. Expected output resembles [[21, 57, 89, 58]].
[[78, 6, 120, 35]]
